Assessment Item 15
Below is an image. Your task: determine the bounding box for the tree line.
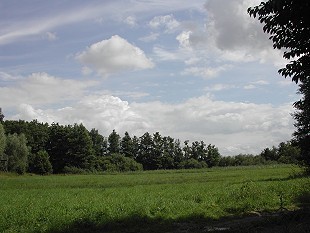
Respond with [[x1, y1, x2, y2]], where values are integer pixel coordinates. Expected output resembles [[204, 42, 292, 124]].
[[0, 119, 301, 175]]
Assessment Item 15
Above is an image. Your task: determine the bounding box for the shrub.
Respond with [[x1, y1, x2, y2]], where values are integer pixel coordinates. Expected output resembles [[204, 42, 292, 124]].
[[178, 158, 207, 169], [98, 153, 143, 172], [28, 150, 53, 175]]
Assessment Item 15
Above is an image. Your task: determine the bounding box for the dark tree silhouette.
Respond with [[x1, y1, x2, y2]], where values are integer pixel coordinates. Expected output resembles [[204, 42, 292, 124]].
[[248, 0, 310, 169]]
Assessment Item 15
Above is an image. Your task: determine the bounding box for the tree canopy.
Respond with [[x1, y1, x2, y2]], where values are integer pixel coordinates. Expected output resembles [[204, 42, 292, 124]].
[[248, 0, 310, 169], [248, 0, 310, 83]]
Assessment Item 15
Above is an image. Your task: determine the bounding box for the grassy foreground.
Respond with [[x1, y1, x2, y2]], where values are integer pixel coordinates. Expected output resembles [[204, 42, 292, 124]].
[[0, 165, 309, 233]]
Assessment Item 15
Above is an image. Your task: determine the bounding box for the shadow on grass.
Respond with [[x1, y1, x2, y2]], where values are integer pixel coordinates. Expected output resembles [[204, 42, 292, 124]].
[[49, 208, 310, 233], [49, 214, 209, 233], [258, 169, 309, 183]]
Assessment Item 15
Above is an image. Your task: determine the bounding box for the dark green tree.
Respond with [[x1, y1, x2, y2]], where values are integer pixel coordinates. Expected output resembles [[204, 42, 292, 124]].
[[0, 108, 4, 123], [183, 140, 191, 160], [66, 123, 95, 170], [28, 150, 53, 175], [25, 120, 49, 154], [120, 132, 134, 158], [5, 133, 29, 174], [248, 0, 310, 169], [293, 79, 310, 167], [0, 123, 5, 158], [191, 141, 206, 161], [205, 144, 220, 167], [277, 141, 300, 164], [3, 120, 49, 155], [108, 130, 120, 154], [46, 123, 70, 173], [173, 139, 185, 168], [137, 132, 155, 170], [0, 123, 7, 171], [89, 128, 108, 157], [160, 136, 176, 169], [260, 146, 278, 161], [131, 136, 140, 160], [3, 120, 28, 135], [218, 156, 234, 167], [152, 132, 164, 169]]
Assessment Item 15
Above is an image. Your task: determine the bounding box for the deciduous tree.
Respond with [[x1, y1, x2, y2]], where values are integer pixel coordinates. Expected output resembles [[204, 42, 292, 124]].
[[5, 133, 28, 174], [248, 0, 310, 169]]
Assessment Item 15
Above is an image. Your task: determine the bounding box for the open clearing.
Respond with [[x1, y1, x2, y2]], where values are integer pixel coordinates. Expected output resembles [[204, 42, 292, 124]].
[[0, 165, 309, 232]]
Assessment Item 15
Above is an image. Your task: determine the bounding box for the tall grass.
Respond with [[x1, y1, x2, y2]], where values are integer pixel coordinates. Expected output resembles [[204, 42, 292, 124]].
[[0, 165, 309, 232]]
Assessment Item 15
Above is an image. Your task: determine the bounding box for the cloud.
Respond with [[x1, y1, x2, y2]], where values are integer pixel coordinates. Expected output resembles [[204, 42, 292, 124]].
[[45, 32, 57, 41], [0, 3, 110, 45], [153, 46, 179, 61], [139, 33, 160, 42], [124, 16, 137, 27], [10, 94, 294, 156], [76, 35, 154, 77], [0, 1, 206, 45], [203, 0, 287, 66], [204, 84, 236, 92], [182, 65, 231, 79], [149, 15, 180, 33], [243, 80, 270, 89], [131, 96, 294, 155], [13, 95, 150, 137], [0, 72, 97, 109], [243, 84, 256, 90], [176, 31, 192, 49]]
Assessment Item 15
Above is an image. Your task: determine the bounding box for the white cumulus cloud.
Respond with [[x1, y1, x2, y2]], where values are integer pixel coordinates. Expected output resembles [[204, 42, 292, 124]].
[[0, 72, 97, 109], [149, 14, 180, 33], [76, 35, 154, 77]]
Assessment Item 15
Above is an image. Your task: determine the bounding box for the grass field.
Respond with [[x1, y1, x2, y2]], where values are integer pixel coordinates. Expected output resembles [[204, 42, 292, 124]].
[[0, 165, 309, 233]]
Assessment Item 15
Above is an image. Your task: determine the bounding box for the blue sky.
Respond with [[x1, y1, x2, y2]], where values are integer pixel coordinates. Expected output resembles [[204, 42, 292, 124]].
[[0, 0, 298, 155]]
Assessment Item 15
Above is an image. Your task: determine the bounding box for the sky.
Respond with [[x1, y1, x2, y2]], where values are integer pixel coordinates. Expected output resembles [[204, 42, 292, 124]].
[[0, 0, 299, 155]]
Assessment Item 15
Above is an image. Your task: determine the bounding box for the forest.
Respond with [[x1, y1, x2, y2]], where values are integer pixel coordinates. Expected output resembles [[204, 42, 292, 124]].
[[0, 118, 301, 175]]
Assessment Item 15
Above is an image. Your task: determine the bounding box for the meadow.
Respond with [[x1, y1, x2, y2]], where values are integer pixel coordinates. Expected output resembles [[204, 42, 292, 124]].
[[0, 165, 309, 233]]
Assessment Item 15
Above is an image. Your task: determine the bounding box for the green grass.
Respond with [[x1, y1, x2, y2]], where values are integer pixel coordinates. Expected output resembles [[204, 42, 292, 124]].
[[0, 165, 309, 233]]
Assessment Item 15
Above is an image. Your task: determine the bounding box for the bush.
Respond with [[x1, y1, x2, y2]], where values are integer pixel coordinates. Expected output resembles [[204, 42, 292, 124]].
[[97, 153, 143, 172], [178, 158, 207, 169], [28, 150, 53, 175]]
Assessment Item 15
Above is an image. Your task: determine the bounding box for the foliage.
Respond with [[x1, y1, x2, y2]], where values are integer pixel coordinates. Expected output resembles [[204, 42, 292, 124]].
[[260, 141, 300, 164], [0, 123, 7, 172], [66, 123, 96, 170], [89, 128, 108, 157], [260, 146, 278, 161], [120, 131, 135, 158], [97, 153, 143, 172], [28, 150, 53, 175], [46, 123, 71, 173], [248, 0, 310, 83], [0, 116, 302, 174], [293, 78, 310, 169], [248, 0, 310, 169], [108, 130, 120, 154], [5, 133, 28, 174], [0, 108, 4, 123], [0, 123, 5, 158], [178, 158, 207, 169], [3, 120, 49, 154]]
